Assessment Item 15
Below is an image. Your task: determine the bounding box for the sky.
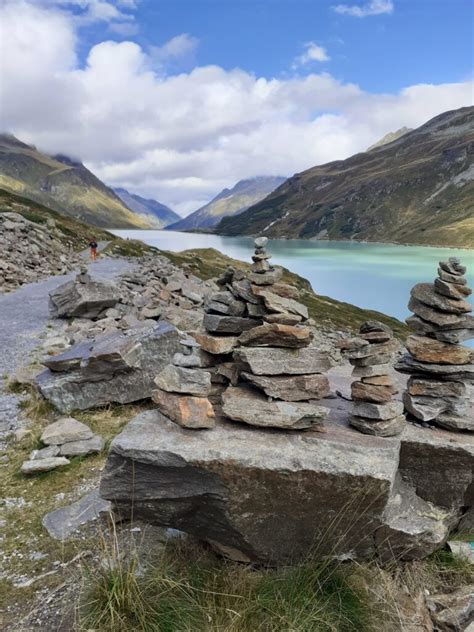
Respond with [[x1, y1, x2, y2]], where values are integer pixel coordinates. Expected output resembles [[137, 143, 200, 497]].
[[0, 0, 473, 216]]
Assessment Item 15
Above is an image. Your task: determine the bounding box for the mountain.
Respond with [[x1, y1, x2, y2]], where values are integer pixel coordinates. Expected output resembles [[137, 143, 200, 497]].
[[0, 134, 151, 229], [367, 127, 412, 150], [166, 176, 286, 232], [216, 106, 474, 248], [114, 187, 180, 228]]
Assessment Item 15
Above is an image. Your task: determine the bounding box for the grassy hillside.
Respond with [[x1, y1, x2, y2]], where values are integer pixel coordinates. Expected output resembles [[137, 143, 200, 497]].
[[217, 107, 474, 248], [0, 134, 151, 229]]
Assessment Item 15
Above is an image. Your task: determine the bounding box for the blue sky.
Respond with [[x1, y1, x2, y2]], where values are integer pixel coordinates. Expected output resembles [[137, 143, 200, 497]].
[[78, 0, 473, 92], [2, 0, 473, 214]]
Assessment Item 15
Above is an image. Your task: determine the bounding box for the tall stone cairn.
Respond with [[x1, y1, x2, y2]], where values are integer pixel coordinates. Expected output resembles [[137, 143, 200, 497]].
[[396, 257, 474, 432], [343, 321, 405, 437]]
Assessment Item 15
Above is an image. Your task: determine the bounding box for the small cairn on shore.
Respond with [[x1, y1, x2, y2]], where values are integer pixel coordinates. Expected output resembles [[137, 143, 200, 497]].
[[396, 257, 473, 432], [153, 236, 333, 431], [341, 321, 405, 437]]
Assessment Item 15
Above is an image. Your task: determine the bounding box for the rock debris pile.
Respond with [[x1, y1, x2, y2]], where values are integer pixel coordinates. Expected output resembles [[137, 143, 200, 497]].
[[341, 321, 405, 437], [152, 237, 333, 431], [0, 212, 80, 292], [21, 417, 103, 474], [396, 257, 473, 432]]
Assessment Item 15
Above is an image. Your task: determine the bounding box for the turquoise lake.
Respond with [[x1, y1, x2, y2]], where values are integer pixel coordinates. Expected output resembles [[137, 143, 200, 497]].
[[112, 229, 474, 327]]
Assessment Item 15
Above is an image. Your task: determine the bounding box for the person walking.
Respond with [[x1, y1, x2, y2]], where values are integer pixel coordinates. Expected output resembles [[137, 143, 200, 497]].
[[89, 237, 98, 261]]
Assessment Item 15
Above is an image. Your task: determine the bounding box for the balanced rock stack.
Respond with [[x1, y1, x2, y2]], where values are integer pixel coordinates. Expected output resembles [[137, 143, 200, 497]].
[[152, 337, 216, 429], [343, 321, 404, 437], [396, 257, 473, 432]]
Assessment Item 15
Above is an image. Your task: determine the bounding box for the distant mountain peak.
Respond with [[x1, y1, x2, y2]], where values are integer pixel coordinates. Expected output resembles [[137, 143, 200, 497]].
[[367, 127, 412, 151], [113, 187, 180, 228]]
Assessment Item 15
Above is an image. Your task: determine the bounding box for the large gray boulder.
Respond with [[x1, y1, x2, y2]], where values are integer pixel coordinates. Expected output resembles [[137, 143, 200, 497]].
[[36, 322, 182, 413], [100, 410, 473, 565], [49, 277, 122, 319]]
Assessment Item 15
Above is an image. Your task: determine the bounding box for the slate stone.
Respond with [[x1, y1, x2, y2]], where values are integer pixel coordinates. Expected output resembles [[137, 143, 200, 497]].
[[234, 346, 333, 375], [352, 400, 404, 421], [41, 418, 93, 445], [408, 297, 466, 327], [352, 363, 392, 378], [435, 413, 474, 432], [203, 313, 259, 334], [242, 372, 330, 401], [207, 291, 246, 316], [251, 287, 308, 319], [359, 320, 393, 335], [437, 268, 467, 285], [222, 385, 328, 430], [193, 332, 238, 355], [270, 282, 300, 300], [59, 435, 105, 456], [351, 381, 397, 404], [349, 352, 394, 367], [345, 339, 398, 359], [406, 335, 472, 365], [42, 489, 111, 540], [43, 341, 93, 373], [395, 355, 474, 381], [349, 415, 406, 437], [21, 457, 70, 474], [152, 388, 215, 429], [403, 392, 468, 422], [231, 279, 261, 304], [30, 446, 60, 460], [434, 278, 471, 300], [439, 259, 466, 276], [406, 314, 474, 344], [238, 323, 313, 348], [411, 283, 472, 314], [407, 378, 466, 398], [154, 365, 212, 396], [264, 313, 303, 325], [49, 278, 122, 319], [249, 268, 283, 286]]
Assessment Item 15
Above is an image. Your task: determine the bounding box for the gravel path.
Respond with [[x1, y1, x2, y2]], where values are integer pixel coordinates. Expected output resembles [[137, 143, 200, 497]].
[[0, 257, 135, 444]]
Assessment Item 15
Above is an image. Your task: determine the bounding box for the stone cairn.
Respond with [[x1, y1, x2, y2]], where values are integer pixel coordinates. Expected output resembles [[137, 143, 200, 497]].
[[152, 237, 332, 431], [396, 257, 473, 432], [341, 321, 405, 437]]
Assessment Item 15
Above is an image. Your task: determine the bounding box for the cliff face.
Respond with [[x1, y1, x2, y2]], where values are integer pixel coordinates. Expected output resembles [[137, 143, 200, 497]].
[[0, 134, 151, 228], [216, 107, 474, 248]]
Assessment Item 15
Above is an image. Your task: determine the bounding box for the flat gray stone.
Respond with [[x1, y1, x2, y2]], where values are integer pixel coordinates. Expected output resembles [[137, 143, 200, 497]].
[[396, 354, 474, 382], [30, 445, 60, 460], [42, 489, 111, 540], [41, 417, 93, 445], [203, 313, 259, 334], [352, 400, 404, 421], [234, 346, 333, 375], [49, 278, 122, 319], [154, 365, 212, 396], [59, 435, 105, 456], [241, 372, 330, 401], [21, 457, 70, 474], [350, 415, 406, 437]]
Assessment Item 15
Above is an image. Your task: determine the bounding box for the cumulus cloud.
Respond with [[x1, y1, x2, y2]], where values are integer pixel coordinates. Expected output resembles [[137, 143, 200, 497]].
[[293, 42, 330, 67], [1, 0, 471, 216], [332, 0, 394, 17], [150, 33, 199, 70]]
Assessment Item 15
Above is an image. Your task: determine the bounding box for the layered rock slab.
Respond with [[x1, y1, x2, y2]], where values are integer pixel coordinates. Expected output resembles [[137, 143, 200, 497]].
[[100, 410, 399, 564]]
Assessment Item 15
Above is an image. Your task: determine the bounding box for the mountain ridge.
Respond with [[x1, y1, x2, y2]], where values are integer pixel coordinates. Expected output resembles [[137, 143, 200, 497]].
[[216, 106, 474, 248], [166, 176, 286, 231], [0, 134, 152, 229], [113, 187, 180, 228]]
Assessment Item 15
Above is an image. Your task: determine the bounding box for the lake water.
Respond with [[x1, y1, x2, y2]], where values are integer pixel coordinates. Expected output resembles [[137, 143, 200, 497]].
[[112, 229, 474, 326]]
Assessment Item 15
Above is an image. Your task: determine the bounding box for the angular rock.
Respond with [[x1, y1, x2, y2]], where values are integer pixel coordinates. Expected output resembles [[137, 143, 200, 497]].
[[349, 352, 394, 367], [49, 278, 122, 319], [246, 303, 267, 318], [222, 385, 328, 430], [207, 291, 246, 316], [411, 283, 471, 315], [434, 277, 472, 300], [36, 322, 182, 413], [82, 335, 142, 378], [254, 236, 268, 248], [345, 339, 399, 359], [234, 346, 333, 375], [216, 362, 240, 386], [426, 585, 474, 632], [249, 268, 283, 285], [362, 375, 396, 387], [406, 314, 474, 344], [43, 341, 93, 373], [152, 388, 215, 429], [351, 381, 397, 403], [406, 335, 472, 365], [359, 320, 393, 335], [193, 332, 238, 355], [408, 297, 465, 327], [251, 259, 271, 273], [407, 378, 466, 398], [203, 313, 259, 334], [435, 412, 474, 432], [242, 372, 330, 401], [100, 409, 400, 563], [251, 286, 308, 319], [352, 363, 392, 378], [349, 415, 406, 437], [59, 435, 105, 456], [270, 283, 300, 300], [230, 279, 261, 304], [437, 267, 467, 284], [41, 418, 93, 446], [395, 355, 474, 381], [42, 489, 111, 540], [238, 323, 313, 348], [264, 312, 303, 325], [30, 446, 60, 460], [360, 331, 392, 344], [403, 392, 467, 422], [154, 365, 212, 397], [172, 352, 202, 368], [439, 259, 466, 276], [21, 457, 70, 474], [352, 400, 404, 420]]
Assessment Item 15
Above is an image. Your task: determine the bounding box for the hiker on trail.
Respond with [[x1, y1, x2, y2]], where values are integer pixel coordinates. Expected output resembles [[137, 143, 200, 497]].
[[89, 237, 98, 261]]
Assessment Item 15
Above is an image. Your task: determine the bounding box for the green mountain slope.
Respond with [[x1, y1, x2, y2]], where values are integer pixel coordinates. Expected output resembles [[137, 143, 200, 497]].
[[0, 134, 151, 229], [113, 187, 180, 228], [166, 176, 285, 231], [216, 106, 474, 248]]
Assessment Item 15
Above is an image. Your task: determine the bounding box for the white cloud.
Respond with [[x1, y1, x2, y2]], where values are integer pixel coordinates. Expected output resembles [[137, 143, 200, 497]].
[[150, 33, 199, 66], [109, 21, 139, 36], [1, 0, 471, 216], [293, 42, 330, 67], [332, 0, 394, 17]]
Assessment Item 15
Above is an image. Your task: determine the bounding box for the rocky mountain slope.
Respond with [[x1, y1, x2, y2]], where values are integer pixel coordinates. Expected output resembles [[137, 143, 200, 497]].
[[113, 187, 180, 228], [166, 176, 286, 231], [216, 106, 474, 248], [0, 134, 151, 229], [367, 127, 412, 151]]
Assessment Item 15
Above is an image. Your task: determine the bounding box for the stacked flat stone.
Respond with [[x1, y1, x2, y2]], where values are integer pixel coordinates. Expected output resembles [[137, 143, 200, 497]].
[[152, 337, 215, 429], [396, 257, 474, 432], [344, 321, 405, 437]]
